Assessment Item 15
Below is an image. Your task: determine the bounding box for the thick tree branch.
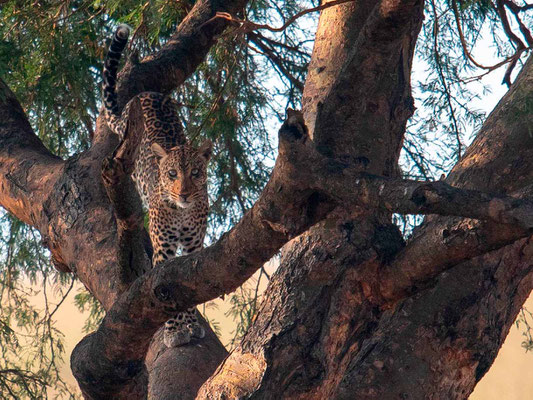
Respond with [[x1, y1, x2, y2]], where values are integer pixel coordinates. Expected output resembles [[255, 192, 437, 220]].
[[304, 0, 423, 175], [334, 56, 533, 398], [0, 78, 63, 225], [113, 0, 249, 109], [144, 322, 228, 400], [0, 78, 69, 270], [101, 98, 152, 279], [354, 178, 533, 228], [0, 78, 139, 303], [381, 53, 533, 301], [72, 104, 533, 397]]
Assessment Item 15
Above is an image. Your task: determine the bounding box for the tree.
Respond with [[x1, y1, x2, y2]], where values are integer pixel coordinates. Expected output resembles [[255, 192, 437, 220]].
[[1, 0, 532, 399]]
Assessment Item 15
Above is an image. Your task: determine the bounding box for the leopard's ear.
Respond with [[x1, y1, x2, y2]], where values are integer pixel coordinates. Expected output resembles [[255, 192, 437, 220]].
[[151, 142, 168, 159], [197, 139, 213, 162]]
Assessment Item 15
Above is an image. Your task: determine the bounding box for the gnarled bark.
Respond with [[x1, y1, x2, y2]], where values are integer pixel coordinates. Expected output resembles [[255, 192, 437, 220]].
[[198, 3, 533, 400]]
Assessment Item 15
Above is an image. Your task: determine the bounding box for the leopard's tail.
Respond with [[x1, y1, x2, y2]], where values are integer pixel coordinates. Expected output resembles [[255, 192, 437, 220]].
[[102, 25, 130, 119]]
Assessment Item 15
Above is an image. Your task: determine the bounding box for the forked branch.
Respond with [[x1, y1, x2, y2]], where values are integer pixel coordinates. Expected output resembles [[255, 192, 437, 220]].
[[71, 108, 533, 398], [451, 0, 532, 86]]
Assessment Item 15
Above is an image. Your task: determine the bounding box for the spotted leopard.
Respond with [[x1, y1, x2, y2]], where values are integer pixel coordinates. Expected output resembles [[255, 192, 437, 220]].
[[103, 25, 212, 347]]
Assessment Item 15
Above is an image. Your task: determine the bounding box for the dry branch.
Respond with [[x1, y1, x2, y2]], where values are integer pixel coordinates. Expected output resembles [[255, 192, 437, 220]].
[[451, 0, 531, 83], [205, 0, 357, 36]]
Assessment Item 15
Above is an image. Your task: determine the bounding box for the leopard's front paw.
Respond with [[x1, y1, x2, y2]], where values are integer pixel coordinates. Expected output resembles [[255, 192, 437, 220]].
[[164, 320, 191, 348], [188, 323, 205, 339]]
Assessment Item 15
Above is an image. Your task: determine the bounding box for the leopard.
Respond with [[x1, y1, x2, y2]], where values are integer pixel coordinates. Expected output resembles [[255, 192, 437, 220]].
[[102, 24, 212, 347]]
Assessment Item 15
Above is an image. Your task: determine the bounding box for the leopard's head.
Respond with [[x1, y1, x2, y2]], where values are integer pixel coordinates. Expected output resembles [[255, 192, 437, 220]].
[[151, 140, 212, 208]]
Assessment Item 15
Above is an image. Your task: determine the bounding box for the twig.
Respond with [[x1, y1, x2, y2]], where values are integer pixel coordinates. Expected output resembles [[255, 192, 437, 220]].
[[252, 31, 311, 58], [402, 137, 431, 181], [503, 0, 533, 46], [0, 369, 49, 387], [431, 0, 463, 159], [248, 32, 304, 92], [502, 0, 533, 13], [451, 0, 530, 86], [203, 0, 357, 36], [495, 0, 528, 85]]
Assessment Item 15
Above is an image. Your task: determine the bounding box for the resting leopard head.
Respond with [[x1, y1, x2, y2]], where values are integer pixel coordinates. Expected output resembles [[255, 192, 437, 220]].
[[151, 140, 212, 209]]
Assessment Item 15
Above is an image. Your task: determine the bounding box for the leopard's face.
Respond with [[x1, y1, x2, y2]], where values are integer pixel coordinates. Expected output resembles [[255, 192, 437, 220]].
[[152, 140, 212, 209]]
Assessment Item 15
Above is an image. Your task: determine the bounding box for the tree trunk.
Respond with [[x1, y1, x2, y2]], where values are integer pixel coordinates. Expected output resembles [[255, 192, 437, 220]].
[[198, 2, 533, 399], [1, 0, 532, 399]]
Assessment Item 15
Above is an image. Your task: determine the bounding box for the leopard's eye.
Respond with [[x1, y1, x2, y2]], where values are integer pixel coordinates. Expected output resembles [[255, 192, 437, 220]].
[[191, 168, 199, 176], [168, 169, 177, 179]]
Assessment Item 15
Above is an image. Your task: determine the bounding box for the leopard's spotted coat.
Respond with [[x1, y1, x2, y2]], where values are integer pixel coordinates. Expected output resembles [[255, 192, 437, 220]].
[[103, 25, 212, 347]]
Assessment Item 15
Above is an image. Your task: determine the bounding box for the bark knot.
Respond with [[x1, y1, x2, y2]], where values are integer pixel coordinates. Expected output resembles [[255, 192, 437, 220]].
[[154, 283, 174, 303]]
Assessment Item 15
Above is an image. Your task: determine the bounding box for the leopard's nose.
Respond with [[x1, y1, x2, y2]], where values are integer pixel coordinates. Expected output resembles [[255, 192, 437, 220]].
[[179, 194, 189, 202]]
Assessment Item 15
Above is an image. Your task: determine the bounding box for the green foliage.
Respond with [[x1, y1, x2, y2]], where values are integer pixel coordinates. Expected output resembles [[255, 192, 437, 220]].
[[515, 307, 533, 352], [73, 289, 105, 334], [455, 0, 494, 16], [200, 301, 223, 339], [224, 267, 270, 350], [0, 214, 78, 398], [1, 1, 103, 156]]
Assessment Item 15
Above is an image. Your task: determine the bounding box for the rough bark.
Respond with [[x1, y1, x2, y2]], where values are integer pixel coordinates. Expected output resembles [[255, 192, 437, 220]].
[[1, 0, 533, 398], [344, 56, 533, 399], [70, 106, 533, 400], [198, 3, 533, 400], [199, 1, 423, 397]]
